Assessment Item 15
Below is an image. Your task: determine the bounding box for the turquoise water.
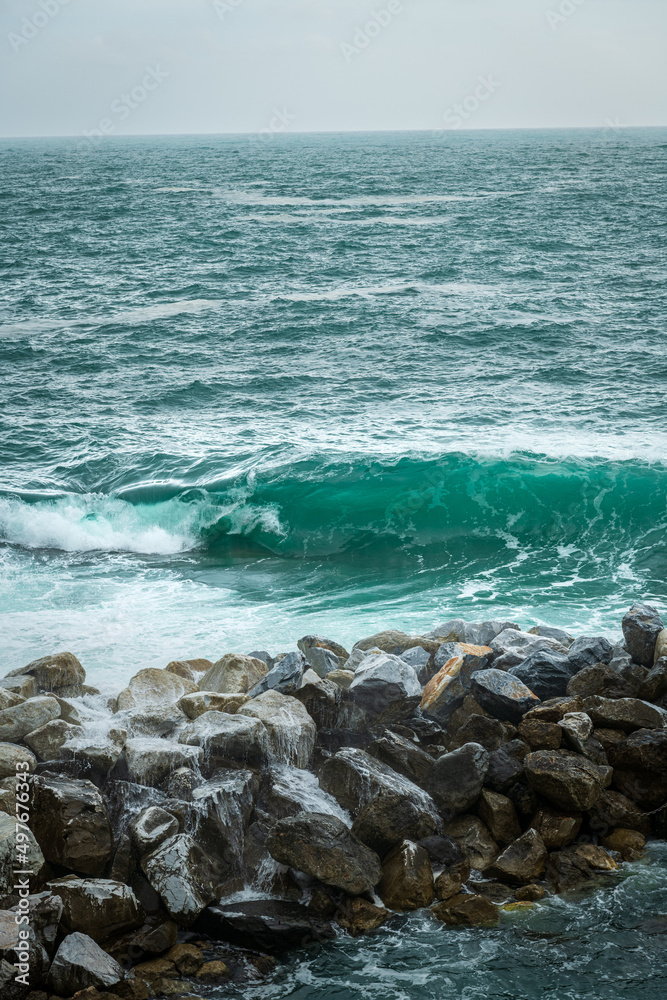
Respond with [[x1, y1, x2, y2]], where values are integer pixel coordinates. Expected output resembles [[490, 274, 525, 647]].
[[1, 129, 667, 687]]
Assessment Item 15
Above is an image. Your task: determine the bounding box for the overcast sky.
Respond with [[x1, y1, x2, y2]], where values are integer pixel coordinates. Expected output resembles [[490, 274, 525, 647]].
[[1, 0, 665, 137]]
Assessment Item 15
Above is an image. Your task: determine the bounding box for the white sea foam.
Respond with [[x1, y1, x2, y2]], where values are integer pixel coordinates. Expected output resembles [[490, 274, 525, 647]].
[[0, 299, 221, 336]]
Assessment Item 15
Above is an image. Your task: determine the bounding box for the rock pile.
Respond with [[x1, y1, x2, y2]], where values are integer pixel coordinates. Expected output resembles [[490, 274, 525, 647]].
[[1, 604, 666, 998]]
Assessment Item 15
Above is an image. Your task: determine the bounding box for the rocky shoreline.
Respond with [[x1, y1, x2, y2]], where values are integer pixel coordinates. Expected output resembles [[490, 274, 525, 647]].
[[1, 603, 667, 999]]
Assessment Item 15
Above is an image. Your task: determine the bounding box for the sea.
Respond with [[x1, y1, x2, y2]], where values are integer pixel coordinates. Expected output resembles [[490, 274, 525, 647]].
[[1, 128, 667, 998]]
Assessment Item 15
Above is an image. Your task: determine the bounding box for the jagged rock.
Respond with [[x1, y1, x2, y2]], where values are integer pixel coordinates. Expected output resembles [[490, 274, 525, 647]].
[[0, 696, 61, 743], [601, 828, 646, 861], [567, 636, 614, 672], [238, 690, 316, 768], [441, 815, 498, 869], [267, 813, 381, 894], [0, 689, 24, 711], [583, 696, 666, 732], [545, 849, 596, 892], [489, 629, 569, 670], [431, 893, 499, 926], [524, 750, 612, 811], [509, 650, 573, 700], [0, 814, 45, 903], [178, 691, 249, 719], [448, 714, 510, 752], [433, 861, 469, 901], [420, 644, 493, 721], [638, 659, 667, 702], [0, 744, 36, 780], [428, 743, 489, 816], [587, 789, 651, 835], [190, 769, 258, 864], [574, 844, 618, 871], [31, 775, 112, 876], [327, 669, 355, 690], [24, 719, 81, 761], [303, 647, 340, 678], [4, 652, 86, 698], [248, 651, 306, 697], [418, 835, 465, 868], [47, 877, 143, 943], [67, 727, 127, 773], [522, 697, 584, 723], [124, 738, 203, 786], [130, 808, 179, 854], [200, 654, 268, 695], [477, 789, 521, 846], [367, 731, 434, 785], [485, 739, 530, 792], [348, 653, 421, 722], [195, 899, 336, 953], [335, 896, 389, 936], [48, 932, 125, 994], [528, 625, 574, 646], [531, 806, 582, 848], [353, 630, 436, 656], [622, 603, 664, 667], [517, 717, 562, 750], [558, 711, 593, 753], [486, 828, 547, 885], [107, 916, 178, 962], [351, 793, 440, 855], [180, 712, 269, 769], [117, 669, 197, 712], [608, 727, 667, 774], [319, 748, 440, 822], [298, 635, 349, 663], [400, 645, 434, 683], [141, 834, 216, 926], [428, 619, 519, 646], [292, 675, 343, 731], [567, 663, 635, 700], [470, 670, 539, 723], [467, 878, 514, 903], [377, 840, 434, 911]]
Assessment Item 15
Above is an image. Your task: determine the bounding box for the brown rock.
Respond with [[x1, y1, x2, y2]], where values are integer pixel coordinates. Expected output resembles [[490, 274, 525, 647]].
[[433, 862, 469, 901], [486, 828, 547, 885], [587, 789, 651, 836], [477, 789, 521, 846], [195, 960, 231, 982], [574, 844, 618, 871], [441, 815, 499, 869], [566, 663, 635, 700], [517, 718, 562, 750], [466, 879, 514, 903], [4, 652, 86, 698], [178, 691, 249, 719], [545, 849, 595, 892], [593, 728, 627, 753], [638, 658, 667, 702], [583, 696, 666, 732], [351, 793, 440, 856], [531, 806, 582, 849], [32, 775, 112, 876], [200, 654, 268, 695], [164, 944, 204, 976], [335, 897, 390, 936], [378, 840, 434, 911], [133, 958, 177, 982], [601, 828, 646, 861], [431, 893, 499, 926], [515, 883, 546, 901], [524, 750, 612, 811], [608, 728, 667, 774]]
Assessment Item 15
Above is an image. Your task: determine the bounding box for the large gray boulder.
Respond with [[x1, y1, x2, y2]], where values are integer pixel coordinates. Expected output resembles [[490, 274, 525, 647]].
[[0, 696, 61, 743], [428, 743, 489, 817], [180, 711, 270, 768], [267, 812, 381, 894], [319, 747, 440, 823], [3, 652, 86, 698], [31, 775, 112, 876], [567, 635, 614, 672], [0, 814, 45, 903], [194, 899, 335, 953], [367, 731, 435, 786], [509, 650, 573, 700], [427, 619, 519, 646], [351, 793, 441, 856], [238, 690, 316, 768], [248, 651, 305, 697], [141, 833, 216, 925], [47, 931, 125, 994], [348, 652, 421, 721], [489, 629, 568, 670], [622, 603, 664, 667], [47, 877, 143, 943], [470, 669, 539, 723], [124, 737, 203, 785]]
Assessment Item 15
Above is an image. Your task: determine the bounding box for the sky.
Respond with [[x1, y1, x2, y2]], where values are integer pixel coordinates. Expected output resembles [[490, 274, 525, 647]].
[[0, 0, 665, 137]]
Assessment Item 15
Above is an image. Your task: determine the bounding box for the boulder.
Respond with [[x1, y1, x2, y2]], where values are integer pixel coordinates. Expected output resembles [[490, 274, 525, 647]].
[[608, 727, 667, 774], [531, 806, 582, 848], [622, 603, 664, 667], [47, 877, 143, 943], [448, 714, 510, 752], [334, 897, 389, 937], [477, 788, 521, 846], [509, 650, 573, 700], [558, 712, 593, 754], [420, 644, 492, 721], [400, 645, 434, 684], [191, 769, 257, 864], [194, 899, 335, 953], [200, 653, 268, 695], [303, 646, 340, 678], [124, 738, 204, 786], [238, 690, 316, 768], [517, 717, 562, 750], [583, 696, 666, 732], [573, 844, 618, 871], [351, 793, 440, 855], [638, 659, 667, 702], [31, 775, 112, 875], [298, 635, 349, 662], [130, 807, 179, 854], [485, 739, 530, 792], [319, 748, 441, 822], [353, 630, 436, 656], [124, 703, 186, 737], [248, 651, 305, 697], [428, 743, 489, 816], [524, 750, 612, 811], [48, 932, 125, 993], [486, 828, 547, 885], [0, 813, 45, 903], [4, 652, 86, 698], [141, 834, 216, 925], [348, 653, 421, 722], [327, 669, 355, 690], [431, 893, 499, 926], [441, 815, 498, 869], [0, 744, 36, 780], [428, 619, 519, 646], [489, 629, 568, 670], [117, 669, 197, 713], [0, 689, 24, 712], [567, 636, 614, 672], [367, 730, 435, 786], [611, 768, 667, 810], [178, 691, 249, 719], [433, 861, 469, 901], [545, 848, 599, 893], [601, 828, 646, 861], [470, 670, 539, 723], [180, 711, 270, 769], [377, 840, 434, 911], [293, 675, 344, 730], [0, 696, 61, 743], [567, 663, 635, 700], [528, 625, 574, 647], [418, 834, 466, 868], [67, 727, 127, 773], [587, 789, 651, 835], [266, 813, 381, 894], [24, 719, 81, 761]]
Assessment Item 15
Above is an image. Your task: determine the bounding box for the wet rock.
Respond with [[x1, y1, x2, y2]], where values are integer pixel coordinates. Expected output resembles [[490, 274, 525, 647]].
[[400, 645, 434, 684], [178, 691, 249, 719], [298, 635, 349, 663], [593, 727, 627, 754], [165, 660, 197, 683], [470, 670, 539, 723], [485, 739, 530, 792], [583, 696, 666, 732], [558, 712, 593, 754], [638, 659, 667, 703], [431, 893, 499, 926], [367, 730, 434, 786], [0, 814, 45, 903], [428, 743, 489, 816], [0, 744, 36, 779], [517, 717, 562, 750], [200, 653, 268, 695], [574, 844, 618, 871], [191, 769, 256, 867], [116, 669, 197, 713], [601, 828, 646, 861], [531, 806, 582, 848], [141, 834, 216, 926], [420, 644, 493, 721], [377, 840, 434, 911], [353, 630, 436, 656], [267, 812, 381, 894], [121, 738, 202, 787], [0, 696, 61, 743], [567, 636, 614, 672], [292, 676, 342, 731], [319, 747, 440, 822], [238, 690, 316, 768], [349, 653, 421, 722], [587, 789, 651, 835], [477, 788, 521, 846], [486, 828, 547, 885], [622, 603, 664, 667], [566, 663, 635, 700], [466, 878, 514, 904], [195, 898, 336, 952], [47, 877, 143, 943], [433, 862, 469, 901], [130, 808, 179, 854], [4, 652, 86, 698], [441, 815, 499, 869], [335, 896, 389, 936], [489, 629, 569, 670], [48, 932, 125, 994], [522, 697, 584, 723], [248, 651, 306, 697], [124, 704, 185, 738], [68, 727, 127, 773], [180, 711, 269, 769], [24, 719, 81, 761], [524, 750, 611, 811], [448, 714, 510, 752], [515, 883, 546, 901], [32, 775, 112, 876], [509, 650, 573, 700], [351, 793, 440, 855], [608, 727, 667, 773], [418, 834, 465, 868], [528, 625, 574, 647], [545, 849, 597, 892]]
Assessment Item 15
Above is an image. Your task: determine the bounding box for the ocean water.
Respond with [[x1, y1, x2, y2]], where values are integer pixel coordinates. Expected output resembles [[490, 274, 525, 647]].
[[1, 128, 667, 688]]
